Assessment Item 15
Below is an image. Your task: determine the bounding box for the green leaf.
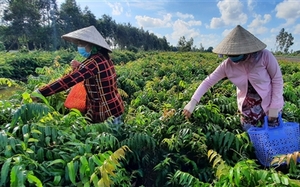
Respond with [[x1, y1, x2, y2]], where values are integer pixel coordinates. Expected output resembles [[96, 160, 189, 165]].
[[27, 173, 43, 187], [9, 138, 16, 151], [260, 171, 268, 181], [0, 158, 12, 186], [48, 159, 66, 167], [28, 138, 39, 143], [30, 129, 42, 135], [92, 155, 103, 166], [22, 124, 29, 135], [280, 176, 289, 185], [271, 173, 281, 183], [31, 91, 50, 106], [26, 148, 34, 154], [84, 180, 91, 187], [90, 173, 99, 186], [234, 166, 241, 186], [53, 175, 61, 185], [67, 161, 76, 185], [227, 133, 235, 150], [10, 166, 17, 187], [10, 165, 25, 187], [218, 131, 225, 148], [80, 156, 89, 171]]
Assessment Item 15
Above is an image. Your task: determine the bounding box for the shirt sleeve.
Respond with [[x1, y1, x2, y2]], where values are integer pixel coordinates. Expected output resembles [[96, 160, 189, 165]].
[[264, 50, 284, 110], [39, 58, 99, 96], [191, 61, 227, 102]]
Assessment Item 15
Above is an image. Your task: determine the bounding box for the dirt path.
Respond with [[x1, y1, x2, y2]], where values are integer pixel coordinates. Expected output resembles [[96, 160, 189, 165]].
[[275, 56, 300, 62]]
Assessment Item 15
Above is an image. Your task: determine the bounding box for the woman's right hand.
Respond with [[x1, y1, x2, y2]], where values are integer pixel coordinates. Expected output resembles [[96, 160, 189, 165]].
[[183, 109, 192, 119], [70, 60, 81, 70], [182, 99, 198, 119]]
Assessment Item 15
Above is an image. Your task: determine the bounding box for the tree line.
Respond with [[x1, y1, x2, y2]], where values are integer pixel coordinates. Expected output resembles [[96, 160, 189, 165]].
[[0, 0, 173, 52], [0, 0, 297, 53]]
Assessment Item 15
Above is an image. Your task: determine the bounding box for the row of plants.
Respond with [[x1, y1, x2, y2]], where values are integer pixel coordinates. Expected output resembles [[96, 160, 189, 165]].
[[0, 50, 141, 82], [0, 51, 300, 186]]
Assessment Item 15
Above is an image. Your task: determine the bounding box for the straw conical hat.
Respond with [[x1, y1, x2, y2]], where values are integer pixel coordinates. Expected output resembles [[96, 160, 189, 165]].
[[212, 25, 266, 55], [62, 25, 112, 52]]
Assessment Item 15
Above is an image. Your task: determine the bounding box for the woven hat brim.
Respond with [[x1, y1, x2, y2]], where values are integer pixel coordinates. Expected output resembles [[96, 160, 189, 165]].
[[61, 26, 112, 52], [212, 25, 266, 55]]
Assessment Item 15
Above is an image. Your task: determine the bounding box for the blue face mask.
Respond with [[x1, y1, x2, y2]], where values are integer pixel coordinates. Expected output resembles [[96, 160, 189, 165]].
[[229, 54, 244, 63], [77, 46, 91, 58]]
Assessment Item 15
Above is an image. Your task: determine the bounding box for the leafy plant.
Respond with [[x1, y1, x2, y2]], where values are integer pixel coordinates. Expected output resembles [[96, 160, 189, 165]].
[[208, 150, 300, 186], [1, 51, 300, 186]]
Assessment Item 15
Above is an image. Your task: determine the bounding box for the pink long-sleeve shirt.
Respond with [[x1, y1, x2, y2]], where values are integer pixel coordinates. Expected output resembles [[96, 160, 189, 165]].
[[192, 49, 284, 114]]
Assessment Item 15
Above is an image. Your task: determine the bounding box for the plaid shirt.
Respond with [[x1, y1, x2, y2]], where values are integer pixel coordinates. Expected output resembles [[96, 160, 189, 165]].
[[39, 53, 124, 123]]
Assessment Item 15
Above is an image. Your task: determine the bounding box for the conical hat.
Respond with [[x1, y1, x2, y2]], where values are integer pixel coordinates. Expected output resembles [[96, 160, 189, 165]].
[[61, 25, 112, 52], [212, 25, 266, 55]]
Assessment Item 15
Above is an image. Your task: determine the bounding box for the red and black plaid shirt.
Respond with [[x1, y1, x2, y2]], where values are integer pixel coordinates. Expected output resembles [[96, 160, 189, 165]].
[[39, 53, 124, 123]]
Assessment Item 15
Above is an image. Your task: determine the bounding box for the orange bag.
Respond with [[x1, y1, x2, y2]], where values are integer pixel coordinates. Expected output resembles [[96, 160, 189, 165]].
[[64, 82, 87, 112]]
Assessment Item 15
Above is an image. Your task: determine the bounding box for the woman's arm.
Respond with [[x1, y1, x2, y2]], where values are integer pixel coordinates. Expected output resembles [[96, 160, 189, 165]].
[[38, 58, 99, 96], [264, 50, 284, 111]]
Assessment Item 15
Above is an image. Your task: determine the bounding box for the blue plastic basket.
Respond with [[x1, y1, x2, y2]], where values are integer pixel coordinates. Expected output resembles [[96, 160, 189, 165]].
[[247, 115, 300, 167]]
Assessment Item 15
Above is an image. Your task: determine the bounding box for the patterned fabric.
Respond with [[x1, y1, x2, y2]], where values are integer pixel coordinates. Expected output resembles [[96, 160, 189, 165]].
[[240, 81, 279, 130], [241, 81, 265, 126], [39, 53, 124, 123]]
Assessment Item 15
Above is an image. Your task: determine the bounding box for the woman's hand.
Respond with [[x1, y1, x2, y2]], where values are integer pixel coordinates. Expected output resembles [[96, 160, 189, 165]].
[[182, 109, 192, 119], [182, 99, 198, 119], [30, 89, 42, 102], [268, 108, 278, 121], [71, 60, 81, 70]]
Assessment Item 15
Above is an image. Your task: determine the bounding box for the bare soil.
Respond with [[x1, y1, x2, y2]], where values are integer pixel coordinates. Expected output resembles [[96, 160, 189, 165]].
[[275, 56, 300, 62]]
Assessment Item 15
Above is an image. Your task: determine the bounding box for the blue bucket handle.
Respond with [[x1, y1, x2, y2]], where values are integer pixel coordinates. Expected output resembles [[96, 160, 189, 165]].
[[263, 113, 283, 130]]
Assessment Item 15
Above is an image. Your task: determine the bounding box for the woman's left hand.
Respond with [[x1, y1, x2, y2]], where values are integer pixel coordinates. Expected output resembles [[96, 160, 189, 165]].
[[71, 60, 81, 70], [268, 116, 277, 122]]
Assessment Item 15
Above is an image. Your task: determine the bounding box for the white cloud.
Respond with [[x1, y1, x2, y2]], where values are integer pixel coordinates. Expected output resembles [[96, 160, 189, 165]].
[[129, 1, 166, 11], [197, 34, 221, 48], [161, 19, 200, 47], [222, 29, 232, 37], [210, 17, 225, 28], [294, 24, 300, 34], [249, 14, 271, 27], [247, 14, 271, 35], [275, 0, 300, 25], [135, 14, 172, 28], [187, 20, 202, 26], [247, 0, 255, 11], [270, 28, 279, 34], [262, 34, 278, 52], [210, 0, 247, 29], [107, 2, 123, 16], [176, 12, 194, 20]]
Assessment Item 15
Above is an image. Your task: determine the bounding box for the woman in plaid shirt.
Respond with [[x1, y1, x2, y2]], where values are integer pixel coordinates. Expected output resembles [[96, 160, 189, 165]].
[[33, 26, 124, 124]]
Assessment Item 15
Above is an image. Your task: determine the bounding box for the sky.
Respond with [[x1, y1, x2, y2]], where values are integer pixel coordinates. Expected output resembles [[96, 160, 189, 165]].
[[56, 0, 300, 52]]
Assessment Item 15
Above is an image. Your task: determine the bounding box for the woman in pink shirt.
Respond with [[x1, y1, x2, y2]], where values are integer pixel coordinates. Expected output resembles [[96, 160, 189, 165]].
[[183, 25, 284, 131]]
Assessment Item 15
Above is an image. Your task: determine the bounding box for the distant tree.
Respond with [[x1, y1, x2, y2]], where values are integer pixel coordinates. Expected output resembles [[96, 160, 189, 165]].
[[199, 43, 204, 52], [0, 41, 5, 51], [98, 14, 116, 42], [3, 0, 42, 50], [177, 36, 193, 52], [276, 28, 294, 53], [59, 0, 86, 34], [206, 46, 213, 52]]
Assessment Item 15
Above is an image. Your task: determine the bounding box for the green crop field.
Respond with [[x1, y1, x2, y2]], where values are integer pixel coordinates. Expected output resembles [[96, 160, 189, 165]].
[[1, 50, 300, 186]]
